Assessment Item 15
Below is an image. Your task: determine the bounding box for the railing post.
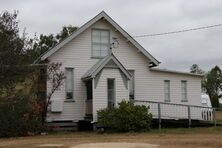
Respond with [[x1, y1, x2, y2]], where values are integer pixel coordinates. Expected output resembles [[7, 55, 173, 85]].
[[213, 108, 216, 127], [158, 103, 161, 130], [188, 105, 191, 128]]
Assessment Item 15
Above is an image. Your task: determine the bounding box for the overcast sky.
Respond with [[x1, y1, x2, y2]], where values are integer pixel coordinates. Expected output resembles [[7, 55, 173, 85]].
[[1, 0, 222, 71]]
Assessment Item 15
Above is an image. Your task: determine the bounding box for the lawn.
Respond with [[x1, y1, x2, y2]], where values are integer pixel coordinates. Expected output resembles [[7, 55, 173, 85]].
[[0, 127, 222, 148]]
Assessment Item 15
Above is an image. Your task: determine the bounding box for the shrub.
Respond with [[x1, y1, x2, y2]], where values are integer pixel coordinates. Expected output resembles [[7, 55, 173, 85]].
[[0, 94, 43, 137], [97, 100, 152, 132]]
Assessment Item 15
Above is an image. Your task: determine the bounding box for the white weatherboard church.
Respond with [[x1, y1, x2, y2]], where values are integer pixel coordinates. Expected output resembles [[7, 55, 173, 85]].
[[37, 11, 204, 123]]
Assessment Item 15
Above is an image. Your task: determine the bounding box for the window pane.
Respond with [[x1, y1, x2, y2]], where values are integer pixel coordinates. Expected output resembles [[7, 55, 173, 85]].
[[100, 45, 109, 57], [164, 80, 170, 101], [92, 29, 110, 58], [92, 35, 100, 43], [65, 68, 74, 99], [66, 69, 73, 92], [128, 70, 135, 99], [101, 30, 109, 37], [92, 30, 100, 37], [107, 79, 115, 108], [181, 81, 187, 101], [100, 44, 109, 51], [108, 90, 114, 100], [92, 49, 100, 57], [92, 44, 100, 51], [108, 79, 114, 89], [66, 92, 73, 99], [101, 36, 109, 44], [101, 50, 108, 57]]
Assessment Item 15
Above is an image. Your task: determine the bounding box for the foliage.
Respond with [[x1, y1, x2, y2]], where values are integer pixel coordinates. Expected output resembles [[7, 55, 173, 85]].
[[202, 66, 222, 107], [56, 25, 78, 42], [0, 94, 43, 137], [31, 34, 58, 60], [0, 10, 74, 136], [0, 10, 77, 92], [0, 68, 46, 137], [97, 101, 152, 132], [32, 25, 78, 60], [190, 64, 205, 74], [0, 11, 34, 91]]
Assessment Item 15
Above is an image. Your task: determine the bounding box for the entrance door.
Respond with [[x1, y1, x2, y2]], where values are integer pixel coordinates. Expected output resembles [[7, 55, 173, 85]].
[[85, 80, 92, 115], [107, 79, 115, 108]]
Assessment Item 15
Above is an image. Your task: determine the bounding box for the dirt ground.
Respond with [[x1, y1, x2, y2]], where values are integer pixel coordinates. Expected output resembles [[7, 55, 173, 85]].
[[216, 111, 222, 121], [0, 127, 222, 148]]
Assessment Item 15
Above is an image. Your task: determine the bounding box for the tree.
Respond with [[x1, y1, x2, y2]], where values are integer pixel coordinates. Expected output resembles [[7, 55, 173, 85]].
[[56, 25, 78, 42], [32, 25, 78, 61], [190, 64, 205, 74], [0, 10, 73, 126], [202, 66, 222, 107], [0, 11, 33, 93], [31, 34, 58, 60], [40, 63, 65, 124]]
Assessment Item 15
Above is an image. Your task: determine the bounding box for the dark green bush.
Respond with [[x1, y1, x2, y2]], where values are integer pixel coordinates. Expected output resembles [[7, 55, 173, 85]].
[[0, 95, 43, 137], [97, 100, 152, 132]]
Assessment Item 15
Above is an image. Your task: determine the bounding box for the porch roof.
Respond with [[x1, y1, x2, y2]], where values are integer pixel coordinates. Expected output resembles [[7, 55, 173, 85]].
[[82, 53, 132, 81]]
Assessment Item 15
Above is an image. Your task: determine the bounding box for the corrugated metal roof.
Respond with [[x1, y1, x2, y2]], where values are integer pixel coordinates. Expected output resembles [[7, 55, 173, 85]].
[[150, 68, 204, 77]]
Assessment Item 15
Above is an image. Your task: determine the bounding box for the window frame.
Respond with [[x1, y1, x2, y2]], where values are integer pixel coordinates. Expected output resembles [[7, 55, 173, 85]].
[[91, 28, 110, 58], [107, 78, 115, 108], [164, 80, 170, 102], [128, 70, 135, 100], [65, 67, 74, 101], [181, 80, 188, 102]]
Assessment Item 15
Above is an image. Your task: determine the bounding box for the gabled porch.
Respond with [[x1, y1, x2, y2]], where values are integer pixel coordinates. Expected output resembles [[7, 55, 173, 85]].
[[82, 53, 132, 121]]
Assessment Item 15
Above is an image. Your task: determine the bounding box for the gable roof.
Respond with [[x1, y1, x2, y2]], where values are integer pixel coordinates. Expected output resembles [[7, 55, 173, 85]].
[[36, 11, 160, 66], [82, 53, 132, 81]]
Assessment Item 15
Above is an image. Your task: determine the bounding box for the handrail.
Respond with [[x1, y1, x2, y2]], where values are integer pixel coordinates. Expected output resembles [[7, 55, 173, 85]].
[[132, 99, 214, 109], [132, 99, 216, 128]]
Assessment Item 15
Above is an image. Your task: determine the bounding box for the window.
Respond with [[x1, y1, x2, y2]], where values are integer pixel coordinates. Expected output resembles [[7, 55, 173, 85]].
[[65, 68, 74, 99], [164, 80, 170, 102], [181, 80, 187, 102], [128, 70, 135, 100], [92, 29, 110, 58], [107, 79, 115, 108]]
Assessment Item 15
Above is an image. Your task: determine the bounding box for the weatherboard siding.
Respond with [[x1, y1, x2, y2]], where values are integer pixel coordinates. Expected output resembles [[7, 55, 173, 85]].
[[46, 19, 202, 121], [93, 68, 129, 121], [46, 21, 99, 121]]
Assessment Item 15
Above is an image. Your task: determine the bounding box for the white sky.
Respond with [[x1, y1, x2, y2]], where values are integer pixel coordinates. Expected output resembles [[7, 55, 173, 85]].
[[1, 0, 222, 71]]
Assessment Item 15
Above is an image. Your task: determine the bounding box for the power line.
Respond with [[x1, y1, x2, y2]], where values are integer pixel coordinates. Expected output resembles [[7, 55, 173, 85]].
[[130, 23, 222, 38]]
